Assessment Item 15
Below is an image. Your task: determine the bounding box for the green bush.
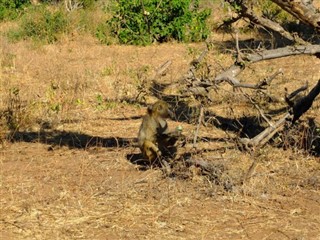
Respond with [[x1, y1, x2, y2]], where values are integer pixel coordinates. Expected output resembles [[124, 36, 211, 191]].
[[96, 22, 114, 44], [7, 6, 69, 43], [0, 0, 29, 20], [102, 0, 211, 45], [82, 0, 96, 9]]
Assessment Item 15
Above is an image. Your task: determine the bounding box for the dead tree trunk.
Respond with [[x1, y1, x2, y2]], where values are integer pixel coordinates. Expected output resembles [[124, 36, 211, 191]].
[[290, 80, 320, 123], [186, 44, 320, 92], [271, 0, 320, 31]]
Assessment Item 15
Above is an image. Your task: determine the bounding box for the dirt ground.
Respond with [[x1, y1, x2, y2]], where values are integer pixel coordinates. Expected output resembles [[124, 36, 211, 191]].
[[1, 28, 320, 240]]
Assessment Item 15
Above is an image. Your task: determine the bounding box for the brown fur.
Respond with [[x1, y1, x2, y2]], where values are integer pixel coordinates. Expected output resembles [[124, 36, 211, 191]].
[[138, 100, 179, 162]]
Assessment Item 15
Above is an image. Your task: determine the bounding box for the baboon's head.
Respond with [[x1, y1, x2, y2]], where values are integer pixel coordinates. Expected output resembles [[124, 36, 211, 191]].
[[148, 100, 173, 119]]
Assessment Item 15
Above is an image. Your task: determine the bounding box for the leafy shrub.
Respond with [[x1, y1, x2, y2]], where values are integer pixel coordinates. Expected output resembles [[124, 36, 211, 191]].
[[8, 6, 69, 43], [102, 0, 211, 45], [82, 0, 96, 9], [95, 22, 113, 44], [0, 0, 29, 20]]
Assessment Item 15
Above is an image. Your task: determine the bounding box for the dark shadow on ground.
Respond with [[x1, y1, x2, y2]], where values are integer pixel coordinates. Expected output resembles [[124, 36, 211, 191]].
[[107, 116, 142, 121], [112, 92, 266, 140], [9, 129, 165, 169], [205, 113, 265, 139], [126, 153, 152, 170], [267, 106, 288, 116], [10, 130, 136, 149]]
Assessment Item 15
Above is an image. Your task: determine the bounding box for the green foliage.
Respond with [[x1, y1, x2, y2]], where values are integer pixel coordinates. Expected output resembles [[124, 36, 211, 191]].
[[96, 21, 114, 45], [103, 0, 211, 45], [95, 94, 118, 110], [82, 0, 96, 9], [7, 6, 69, 43], [259, 0, 294, 24], [0, 0, 29, 20]]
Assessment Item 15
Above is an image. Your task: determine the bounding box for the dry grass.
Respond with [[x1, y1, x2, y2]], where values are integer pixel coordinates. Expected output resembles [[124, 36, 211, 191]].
[[1, 16, 320, 240]]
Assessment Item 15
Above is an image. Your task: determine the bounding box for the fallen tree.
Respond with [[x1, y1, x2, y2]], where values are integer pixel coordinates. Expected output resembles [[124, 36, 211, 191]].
[[184, 44, 320, 96], [239, 80, 320, 148], [161, 0, 320, 176], [271, 0, 320, 31], [133, 1, 320, 179], [182, 0, 320, 149]]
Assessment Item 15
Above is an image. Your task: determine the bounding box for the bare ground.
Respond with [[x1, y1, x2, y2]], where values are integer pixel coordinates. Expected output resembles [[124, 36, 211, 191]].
[[1, 32, 320, 240]]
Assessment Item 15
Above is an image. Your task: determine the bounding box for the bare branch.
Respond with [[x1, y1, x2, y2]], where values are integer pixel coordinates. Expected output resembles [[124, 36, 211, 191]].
[[245, 45, 320, 62], [244, 94, 274, 127], [271, 0, 320, 31], [216, 15, 242, 31], [291, 79, 320, 123], [241, 3, 307, 44], [155, 60, 172, 78], [193, 106, 204, 149], [214, 45, 320, 87], [239, 113, 290, 148], [65, 0, 83, 12], [285, 81, 308, 106], [226, 0, 308, 44], [239, 80, 320, 147], [256, 68, 283, 89]]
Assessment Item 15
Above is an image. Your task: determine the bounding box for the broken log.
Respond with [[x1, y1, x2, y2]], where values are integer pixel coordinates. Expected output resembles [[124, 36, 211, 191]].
[[239, 112, 290, 148], [208, 45, 320, 89], [239, 80, 320, 147]]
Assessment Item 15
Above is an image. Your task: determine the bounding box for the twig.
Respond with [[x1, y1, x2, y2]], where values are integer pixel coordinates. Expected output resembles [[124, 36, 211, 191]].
[[214, 45, 320, 87], [256, 68, 283, 88], [193, 106, 204, 149], [183, 48, 209, 81], [244, 93, 274, 127], [239, 113, 291, 147], [216, 15, 242, 31], [235, 30, 244, 65], [155, 60, 172, 78], [285, 81, 308, 106], [243, 149, 261, 182]]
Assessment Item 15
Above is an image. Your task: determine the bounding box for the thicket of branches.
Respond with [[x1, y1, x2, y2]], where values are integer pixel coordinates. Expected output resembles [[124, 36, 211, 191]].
[[141, 0, 320, 177]]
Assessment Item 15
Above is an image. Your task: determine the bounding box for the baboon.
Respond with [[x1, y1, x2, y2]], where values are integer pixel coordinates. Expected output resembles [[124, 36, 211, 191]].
[[138, 100, 182, 163]]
